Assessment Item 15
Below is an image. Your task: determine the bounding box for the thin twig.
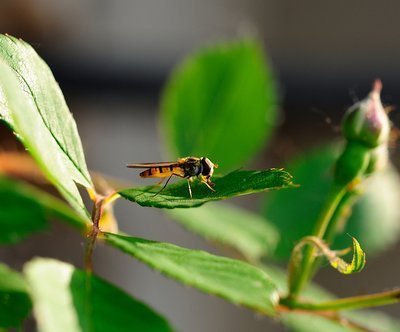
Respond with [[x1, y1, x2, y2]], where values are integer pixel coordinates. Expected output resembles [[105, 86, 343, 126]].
[[84, 196, 104, 272], [277, 305, 376, 332], [281, 288, 400, 312]]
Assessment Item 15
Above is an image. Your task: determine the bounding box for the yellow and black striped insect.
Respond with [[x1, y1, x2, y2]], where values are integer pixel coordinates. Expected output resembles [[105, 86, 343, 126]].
[[127, 156, 218, 198]]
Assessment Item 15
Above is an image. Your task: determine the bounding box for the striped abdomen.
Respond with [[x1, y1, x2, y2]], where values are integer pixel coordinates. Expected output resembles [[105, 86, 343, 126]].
[[140, 166, 184, 178]]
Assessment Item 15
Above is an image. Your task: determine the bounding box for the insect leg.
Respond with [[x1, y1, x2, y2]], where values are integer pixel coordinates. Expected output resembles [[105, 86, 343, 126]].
[[199, 175, 216, 192], [153, 174, 173, 197], [187, 179, 193, 199], [201, 180, 216, 192]]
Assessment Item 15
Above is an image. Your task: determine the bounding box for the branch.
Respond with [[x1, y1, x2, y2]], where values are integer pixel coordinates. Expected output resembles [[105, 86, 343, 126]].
[[281, 288, 400, 311]]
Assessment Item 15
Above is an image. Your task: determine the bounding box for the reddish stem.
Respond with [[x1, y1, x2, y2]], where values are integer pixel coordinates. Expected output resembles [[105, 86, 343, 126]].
[[84, 197, 104, 272]]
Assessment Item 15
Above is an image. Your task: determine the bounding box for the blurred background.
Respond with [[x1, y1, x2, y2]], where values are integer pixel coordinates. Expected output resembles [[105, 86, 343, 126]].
[[1, 1, 400, 331]]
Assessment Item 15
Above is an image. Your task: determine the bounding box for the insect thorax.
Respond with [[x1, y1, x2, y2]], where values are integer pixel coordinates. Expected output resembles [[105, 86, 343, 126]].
[[183, 158, 202, 177]]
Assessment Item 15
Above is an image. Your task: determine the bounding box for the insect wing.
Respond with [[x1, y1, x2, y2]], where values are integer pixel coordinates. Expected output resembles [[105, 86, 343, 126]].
[[126, 161, 180, 168]]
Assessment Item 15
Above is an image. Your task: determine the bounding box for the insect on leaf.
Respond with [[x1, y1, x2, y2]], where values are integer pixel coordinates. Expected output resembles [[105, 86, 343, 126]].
[[119, 169, 294, 209]]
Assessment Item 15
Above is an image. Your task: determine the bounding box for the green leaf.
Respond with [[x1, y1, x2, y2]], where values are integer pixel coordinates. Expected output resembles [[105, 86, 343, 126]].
[[0, 34, 92, 218], [167, 202, 279, 262], [0, 263, 31, 328], [0, 176, 89, 244], [161, 39, 278, 173], [331, 237, 365, 274], [119, 168, 293, 209], [24, 258, 173, 332], [0, 176, 48, 243], [263, 144, 400, 260], [329, 237, 366, 274], [0, 85, 10, 124], [104, 233, 279, 315]]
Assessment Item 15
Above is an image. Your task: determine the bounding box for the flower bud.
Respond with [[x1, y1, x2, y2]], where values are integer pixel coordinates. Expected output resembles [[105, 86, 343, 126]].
[[342, 80, 390, 148]]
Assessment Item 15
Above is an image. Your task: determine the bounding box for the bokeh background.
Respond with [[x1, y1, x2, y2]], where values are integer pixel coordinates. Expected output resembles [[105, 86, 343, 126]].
[[1, 1, 400, 331]]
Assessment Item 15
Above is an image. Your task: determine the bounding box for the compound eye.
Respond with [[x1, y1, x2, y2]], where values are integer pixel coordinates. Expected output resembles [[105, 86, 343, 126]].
[[201, 158, 212, 176]]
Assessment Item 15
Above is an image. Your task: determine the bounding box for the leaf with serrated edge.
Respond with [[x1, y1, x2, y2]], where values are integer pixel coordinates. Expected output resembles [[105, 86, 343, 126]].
[[24, 258, 173, 332], [0, 53, 90, 218], [0, 35, 91, 186], [0, 84, 11, 124], [105, 233, 279, 315], [167, 202, 279, 262], [120, 169, 293, 209]]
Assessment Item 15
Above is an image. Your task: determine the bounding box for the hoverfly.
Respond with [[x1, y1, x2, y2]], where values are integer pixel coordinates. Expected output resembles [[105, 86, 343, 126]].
[[127, 157, 218, 198]]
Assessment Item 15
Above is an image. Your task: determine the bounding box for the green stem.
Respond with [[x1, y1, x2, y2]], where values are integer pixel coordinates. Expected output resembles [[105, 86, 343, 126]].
[[281, 288, 400, 311], [288, 184, 347, 298], [312, 184, 348, 239], [324, 189, 358, 243], [301, 189, 359, 284]]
